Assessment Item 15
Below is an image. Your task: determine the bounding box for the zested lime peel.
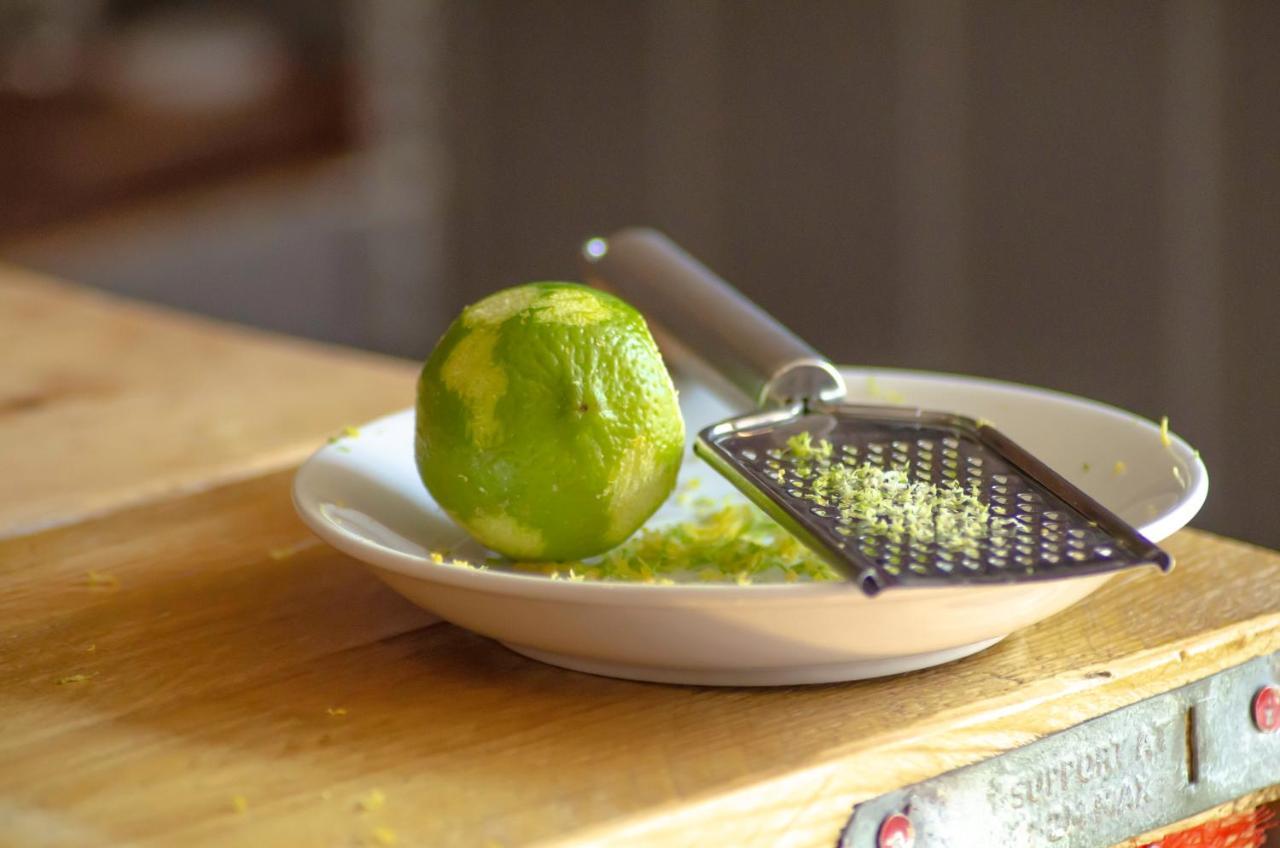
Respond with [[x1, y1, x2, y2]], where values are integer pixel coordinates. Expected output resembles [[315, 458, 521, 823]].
[[415, 282, 685, 561]]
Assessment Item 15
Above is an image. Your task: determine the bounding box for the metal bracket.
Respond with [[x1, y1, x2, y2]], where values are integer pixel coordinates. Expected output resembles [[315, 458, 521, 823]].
[[840, 652, 1280, 848]]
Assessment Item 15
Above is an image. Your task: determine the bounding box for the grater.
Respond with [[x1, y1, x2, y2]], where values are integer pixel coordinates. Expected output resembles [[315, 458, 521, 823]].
[[582, 228, 1172, 596]]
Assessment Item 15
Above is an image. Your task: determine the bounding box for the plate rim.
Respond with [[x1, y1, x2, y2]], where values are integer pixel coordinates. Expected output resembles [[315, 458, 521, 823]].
[[292, 365, 1208, 605]]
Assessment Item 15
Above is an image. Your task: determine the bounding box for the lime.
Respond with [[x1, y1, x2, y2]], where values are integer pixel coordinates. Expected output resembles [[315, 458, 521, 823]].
[[415, 282, 685, 560]]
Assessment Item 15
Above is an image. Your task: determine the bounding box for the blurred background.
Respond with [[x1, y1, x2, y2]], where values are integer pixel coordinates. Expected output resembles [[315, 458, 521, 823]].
[[0, 0, 1276, 548]]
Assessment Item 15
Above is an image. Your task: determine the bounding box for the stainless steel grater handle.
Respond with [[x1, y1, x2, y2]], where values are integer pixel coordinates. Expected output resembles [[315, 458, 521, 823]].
[[581, 228, 846, 409]]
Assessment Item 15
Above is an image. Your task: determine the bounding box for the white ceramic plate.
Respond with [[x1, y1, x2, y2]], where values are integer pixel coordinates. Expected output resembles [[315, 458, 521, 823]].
[[293, 368, 1207, 686]]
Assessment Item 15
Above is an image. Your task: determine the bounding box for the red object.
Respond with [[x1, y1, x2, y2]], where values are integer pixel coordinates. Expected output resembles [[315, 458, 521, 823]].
[[877, 812, 915, 848], [1253, 685, 1280, 732], [1141, 807, 1276, 848]]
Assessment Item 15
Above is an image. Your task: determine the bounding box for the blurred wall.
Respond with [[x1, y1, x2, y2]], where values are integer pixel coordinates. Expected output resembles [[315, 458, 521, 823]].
[[440, 0, 1280, 548], [4, 0, 1279, 550]]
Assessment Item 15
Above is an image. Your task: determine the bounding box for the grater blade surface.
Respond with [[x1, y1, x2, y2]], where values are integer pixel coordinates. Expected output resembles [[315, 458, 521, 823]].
[[696, 403, 1172, 596]]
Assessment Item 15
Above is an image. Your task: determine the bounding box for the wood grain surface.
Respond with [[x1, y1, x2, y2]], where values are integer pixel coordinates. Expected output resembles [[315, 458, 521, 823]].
[[3, 273, 1277, 847], [0, 269, 416, 539], [2, 465, 1278, 848]]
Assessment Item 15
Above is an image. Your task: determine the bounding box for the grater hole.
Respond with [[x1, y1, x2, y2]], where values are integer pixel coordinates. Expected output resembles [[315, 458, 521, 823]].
[[742, 448, 758, 462]]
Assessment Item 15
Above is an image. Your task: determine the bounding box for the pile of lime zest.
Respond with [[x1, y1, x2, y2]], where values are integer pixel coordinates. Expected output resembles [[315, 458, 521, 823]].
[[809, 462, 989, 549], [785, 431, 833, 461], [1113, 460, 1128, 476], [785, 430, 990, 550], [491, 497, 841, 585], [1159, 415, 1171, 448]]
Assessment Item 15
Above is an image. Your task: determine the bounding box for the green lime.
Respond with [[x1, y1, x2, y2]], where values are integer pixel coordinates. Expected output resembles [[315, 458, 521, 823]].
[[415, 282, 685, 560]]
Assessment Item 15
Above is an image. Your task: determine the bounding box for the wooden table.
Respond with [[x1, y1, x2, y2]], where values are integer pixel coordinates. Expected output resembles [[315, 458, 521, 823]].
[[2, 271, 1277, 848]]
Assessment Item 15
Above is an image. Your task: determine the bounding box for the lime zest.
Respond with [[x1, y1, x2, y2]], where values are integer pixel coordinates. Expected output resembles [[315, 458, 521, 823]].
[[504, 498, 841, 584], [785, 431, 833, 461], [356, 789, 386, 813], [809, 460, 989, 549], [83, 570, 120, 590]]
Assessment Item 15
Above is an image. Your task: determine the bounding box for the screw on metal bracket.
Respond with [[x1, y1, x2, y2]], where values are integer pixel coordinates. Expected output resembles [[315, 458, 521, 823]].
[[877, 812, 914, 848]]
